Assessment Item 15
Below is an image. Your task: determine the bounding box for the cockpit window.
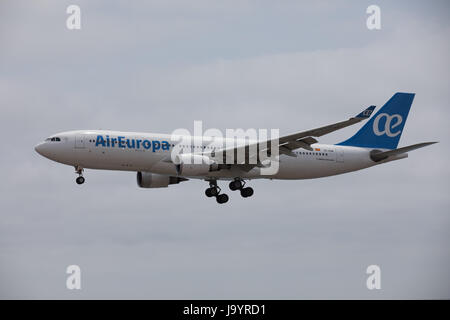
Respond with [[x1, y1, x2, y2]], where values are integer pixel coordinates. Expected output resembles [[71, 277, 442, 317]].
[[48, 137, 61, 142]]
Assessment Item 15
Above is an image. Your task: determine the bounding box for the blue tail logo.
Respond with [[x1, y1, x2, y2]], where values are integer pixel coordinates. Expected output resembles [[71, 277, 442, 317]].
[[337, 92, 415, 149], [372, 113, 403, 137]]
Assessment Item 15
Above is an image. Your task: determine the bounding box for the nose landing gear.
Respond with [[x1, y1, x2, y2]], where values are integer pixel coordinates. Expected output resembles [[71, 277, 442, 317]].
[[75, 166, 85, 185], [229, 178, 254, 198], [76, 176, 85, 185]]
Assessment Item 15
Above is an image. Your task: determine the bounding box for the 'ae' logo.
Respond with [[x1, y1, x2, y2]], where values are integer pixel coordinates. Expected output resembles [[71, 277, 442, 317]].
[[373, 113, 403, 137]]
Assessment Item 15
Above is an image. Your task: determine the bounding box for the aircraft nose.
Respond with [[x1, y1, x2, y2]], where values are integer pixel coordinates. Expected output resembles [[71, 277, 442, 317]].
[[35, 143, 43, 155], [34, 142, 49, 157]]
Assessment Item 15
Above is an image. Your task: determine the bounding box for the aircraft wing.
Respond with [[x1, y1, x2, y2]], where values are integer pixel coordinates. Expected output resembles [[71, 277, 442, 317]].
[[208, 105, 376, 165]]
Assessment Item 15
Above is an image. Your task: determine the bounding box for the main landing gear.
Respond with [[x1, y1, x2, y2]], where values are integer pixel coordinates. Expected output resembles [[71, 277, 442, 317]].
[[205, 180, 229, 204], [205, 178, 254, 204], [75, 166, 85, 185], [229, 178, 254, 198]]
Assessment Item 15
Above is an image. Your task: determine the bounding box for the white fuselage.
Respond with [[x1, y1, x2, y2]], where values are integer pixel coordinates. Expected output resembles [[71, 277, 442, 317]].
[[34, 130, 400, 181]]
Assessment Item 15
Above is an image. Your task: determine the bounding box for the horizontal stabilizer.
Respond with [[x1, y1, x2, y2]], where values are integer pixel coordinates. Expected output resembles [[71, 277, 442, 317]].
[[370, 142, 437, 162]]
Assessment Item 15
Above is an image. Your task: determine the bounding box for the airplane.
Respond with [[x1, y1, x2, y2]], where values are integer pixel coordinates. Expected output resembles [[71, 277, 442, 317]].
[[35, 92, 436, 204]]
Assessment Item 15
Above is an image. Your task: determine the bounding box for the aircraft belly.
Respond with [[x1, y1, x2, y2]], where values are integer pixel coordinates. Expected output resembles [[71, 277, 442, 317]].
[[270, 158, 340, 179], [75, 147, 163, 171]]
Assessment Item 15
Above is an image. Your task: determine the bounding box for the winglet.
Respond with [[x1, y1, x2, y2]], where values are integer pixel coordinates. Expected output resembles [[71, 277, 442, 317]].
[[355, 105, 376, 119]]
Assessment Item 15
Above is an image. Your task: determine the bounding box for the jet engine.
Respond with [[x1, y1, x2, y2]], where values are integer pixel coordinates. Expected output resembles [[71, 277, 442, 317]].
[[136, 172, 187, 188]]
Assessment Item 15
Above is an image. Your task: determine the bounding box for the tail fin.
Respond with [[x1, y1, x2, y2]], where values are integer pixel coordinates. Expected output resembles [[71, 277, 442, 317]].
[[337, 92, 415, 149]]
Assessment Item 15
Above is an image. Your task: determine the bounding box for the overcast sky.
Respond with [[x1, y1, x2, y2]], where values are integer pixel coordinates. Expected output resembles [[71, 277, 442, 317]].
[[0, 0, 449, 299]]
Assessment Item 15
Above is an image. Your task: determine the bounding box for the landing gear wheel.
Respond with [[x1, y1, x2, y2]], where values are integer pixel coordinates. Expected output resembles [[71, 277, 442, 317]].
[[240, 187, 254, 198], [210, 187, 219, 197], [76, 176, 85, 185], [229, 180, 243, 191], [205, 187, 218, 197], [216, 193, 229, 204]]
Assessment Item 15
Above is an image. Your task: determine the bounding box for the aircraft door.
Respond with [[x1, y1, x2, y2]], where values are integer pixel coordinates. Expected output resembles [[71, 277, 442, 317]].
[[75, 135, 86, 149], [336, 147, 344, 163]]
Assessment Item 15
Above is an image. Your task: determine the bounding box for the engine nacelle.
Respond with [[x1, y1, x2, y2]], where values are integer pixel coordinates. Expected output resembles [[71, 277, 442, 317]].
[[137, 172, 187, 188], [175, 154, 219, 176]]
